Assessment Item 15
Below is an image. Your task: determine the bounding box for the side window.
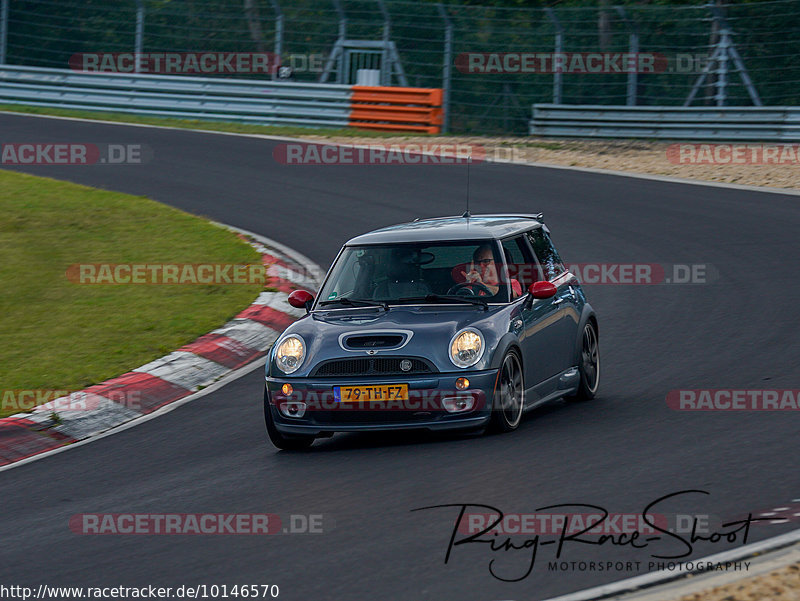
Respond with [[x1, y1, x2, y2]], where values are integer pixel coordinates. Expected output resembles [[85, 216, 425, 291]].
[[501, 235, 541, 289], [527, 229, 565, 281]]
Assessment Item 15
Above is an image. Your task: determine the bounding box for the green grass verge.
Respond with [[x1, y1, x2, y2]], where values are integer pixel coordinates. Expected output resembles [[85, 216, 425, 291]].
[[0, 169, 265, 417], [0, 104, 407, 139]]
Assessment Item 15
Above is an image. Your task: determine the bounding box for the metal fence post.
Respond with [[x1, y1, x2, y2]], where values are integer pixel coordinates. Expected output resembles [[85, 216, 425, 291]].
[[437, 3, 452, 134], [336, 0, 346, 41], [320, 0, 346, 83], [0, 0, 8, 65], [545, 8, 563, 105], [269, 0, 283, 80], [134, 0, 144, 73], [376, 0, 390, 86], [715, 25, 728, 106], [615, 7, 638, 106]]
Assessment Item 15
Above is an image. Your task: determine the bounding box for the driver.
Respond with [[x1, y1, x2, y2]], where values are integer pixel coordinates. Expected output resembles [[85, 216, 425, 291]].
[[459, 244, 522, 299]]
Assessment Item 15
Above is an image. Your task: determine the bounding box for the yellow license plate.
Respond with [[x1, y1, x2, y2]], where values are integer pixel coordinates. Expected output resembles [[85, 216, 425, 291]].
[[336, 384, 409, 402]]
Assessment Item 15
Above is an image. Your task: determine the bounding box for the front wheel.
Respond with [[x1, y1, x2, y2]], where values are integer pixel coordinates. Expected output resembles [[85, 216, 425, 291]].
[[489, 351, 525, 433], [567, 321, 599, 402], [264, 387, 315, 450]]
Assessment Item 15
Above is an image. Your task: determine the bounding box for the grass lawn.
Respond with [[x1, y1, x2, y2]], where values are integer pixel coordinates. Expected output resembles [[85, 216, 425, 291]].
[[0, 104, 404, 139], [0, 169, 265, 416]]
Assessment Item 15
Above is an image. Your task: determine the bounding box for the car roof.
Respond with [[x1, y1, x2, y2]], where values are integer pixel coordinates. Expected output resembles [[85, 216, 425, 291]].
[[345, 214, 544, 245]]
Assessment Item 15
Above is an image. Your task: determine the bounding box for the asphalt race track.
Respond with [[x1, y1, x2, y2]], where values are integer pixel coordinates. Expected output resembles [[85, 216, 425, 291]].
[[1, 112, 799, 600]]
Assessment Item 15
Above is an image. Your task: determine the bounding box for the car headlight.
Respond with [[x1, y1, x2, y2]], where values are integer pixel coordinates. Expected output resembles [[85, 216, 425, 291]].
[[274, 335, 306, 374], [449, 328, 485, 368]]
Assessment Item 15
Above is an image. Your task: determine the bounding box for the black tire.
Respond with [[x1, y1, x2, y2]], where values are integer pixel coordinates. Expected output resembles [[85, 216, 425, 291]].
[[489, 351, 525, 433], [264, 387, 315, 450], [567, 321, 600, 402]]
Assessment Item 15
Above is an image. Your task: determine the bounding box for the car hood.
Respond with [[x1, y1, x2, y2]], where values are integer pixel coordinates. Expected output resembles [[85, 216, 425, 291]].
[[269, 304, 511, 377]]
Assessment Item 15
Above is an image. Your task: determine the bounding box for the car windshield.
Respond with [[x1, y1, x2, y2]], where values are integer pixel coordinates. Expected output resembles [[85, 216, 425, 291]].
[[317, 241, 511, 306]]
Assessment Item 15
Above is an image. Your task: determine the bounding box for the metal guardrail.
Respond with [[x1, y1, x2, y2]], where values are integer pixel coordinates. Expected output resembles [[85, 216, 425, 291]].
[[530, 105, 800, 141], [0, 65, 353, 128]]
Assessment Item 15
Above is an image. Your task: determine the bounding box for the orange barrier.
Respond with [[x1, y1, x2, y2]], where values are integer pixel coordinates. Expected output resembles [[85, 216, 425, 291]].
[[350, 86, 443, 134]]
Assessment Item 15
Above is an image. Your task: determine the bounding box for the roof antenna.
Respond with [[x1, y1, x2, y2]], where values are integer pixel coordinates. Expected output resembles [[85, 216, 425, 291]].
[[462, 155, 471, 219]]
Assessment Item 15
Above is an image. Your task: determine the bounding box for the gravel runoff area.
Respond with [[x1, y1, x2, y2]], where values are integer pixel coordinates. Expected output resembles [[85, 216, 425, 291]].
[[672, 561, 800, 601], [296, 135, 800, 191]]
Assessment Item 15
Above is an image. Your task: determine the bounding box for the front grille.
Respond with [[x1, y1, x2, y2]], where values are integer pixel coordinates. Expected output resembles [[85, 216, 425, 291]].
[[311, 357, 435, 377]]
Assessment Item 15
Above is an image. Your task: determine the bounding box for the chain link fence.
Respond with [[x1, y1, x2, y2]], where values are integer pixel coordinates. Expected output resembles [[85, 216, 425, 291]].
[[2, 0, 799, 134]]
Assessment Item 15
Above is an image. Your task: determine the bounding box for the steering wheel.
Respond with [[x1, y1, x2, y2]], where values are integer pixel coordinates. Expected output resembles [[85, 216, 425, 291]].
[[447, 282, 493, 296]]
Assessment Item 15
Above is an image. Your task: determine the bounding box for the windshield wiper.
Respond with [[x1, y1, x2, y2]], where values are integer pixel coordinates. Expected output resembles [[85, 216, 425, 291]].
[[318, 298, 389, 311], [397, 294, 488, 310]]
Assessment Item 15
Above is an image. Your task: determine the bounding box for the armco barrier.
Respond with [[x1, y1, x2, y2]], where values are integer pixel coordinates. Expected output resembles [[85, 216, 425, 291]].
[[529, 104, 800, 141], [0, 65, 442, 134], [0, 65, 352, 128], [350, 86, 443, 134]]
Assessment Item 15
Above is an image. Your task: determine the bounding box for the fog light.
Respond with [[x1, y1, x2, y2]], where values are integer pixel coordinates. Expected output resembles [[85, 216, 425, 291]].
[[279, 401, 306, 418], [442, 396, 476, 413], [281, 383, 293, 395], [455, 377, 469, 390]]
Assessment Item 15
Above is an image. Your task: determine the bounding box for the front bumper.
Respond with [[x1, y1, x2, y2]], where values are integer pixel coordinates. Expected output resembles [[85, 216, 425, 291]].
[[265, 369, 499, 435]]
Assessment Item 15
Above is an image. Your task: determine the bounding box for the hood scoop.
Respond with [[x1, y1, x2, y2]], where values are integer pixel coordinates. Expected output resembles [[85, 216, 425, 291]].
[[339, 330, 412, 352], [343, 334, 405, 350]]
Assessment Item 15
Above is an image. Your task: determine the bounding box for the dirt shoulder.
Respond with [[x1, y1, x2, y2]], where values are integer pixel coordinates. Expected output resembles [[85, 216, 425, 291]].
[[673, 560, 800, 601], [297, 135, 800, 191]]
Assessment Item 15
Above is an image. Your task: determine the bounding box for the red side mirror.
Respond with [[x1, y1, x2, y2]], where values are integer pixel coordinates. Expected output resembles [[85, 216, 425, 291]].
[[529, 281, 557, 299], [288, 289, 314, 309]]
